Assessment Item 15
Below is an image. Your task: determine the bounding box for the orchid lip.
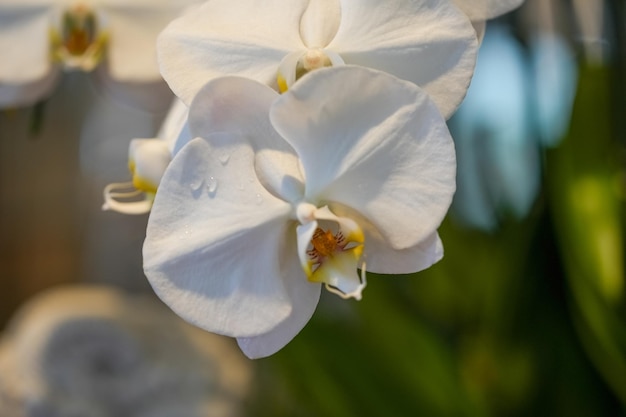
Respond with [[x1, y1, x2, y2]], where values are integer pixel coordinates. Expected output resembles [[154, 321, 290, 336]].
[[102, 182, 154, 215], [102, 139, 171, 215], [295, 204, 367, 300]]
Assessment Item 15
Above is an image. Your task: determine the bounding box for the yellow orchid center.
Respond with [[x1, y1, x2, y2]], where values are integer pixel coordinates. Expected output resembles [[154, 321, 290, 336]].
[[102, 139, 170, 215], [277, 48, 334, 93], [296, 49, 332, 79], [306, 225, 365, 299], [62, 4, 96, 55], [50, 3, 108, 71], [309, 228, 342, 260], [128, 159, 158, 194]]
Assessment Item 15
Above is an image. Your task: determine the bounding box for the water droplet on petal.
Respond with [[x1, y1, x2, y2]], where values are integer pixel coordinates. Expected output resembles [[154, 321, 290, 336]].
[[206, 176, 218, 197], [179, 224, 192, 240], [218, 153, 230, 165], [255, 193, 264, 205], [190, 178, 204, 192]]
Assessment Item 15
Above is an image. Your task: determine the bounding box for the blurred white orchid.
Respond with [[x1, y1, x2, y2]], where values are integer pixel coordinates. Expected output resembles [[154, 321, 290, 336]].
[[0, 285, 251, 417], [530, 32, 577, 147], [157, 0, 478, 118], [449, 23, 577, 231], [449, 24, 537, 230], [143, 66, 456, 358], [0, 0, 199, 111], [102, 99, 189, 214]]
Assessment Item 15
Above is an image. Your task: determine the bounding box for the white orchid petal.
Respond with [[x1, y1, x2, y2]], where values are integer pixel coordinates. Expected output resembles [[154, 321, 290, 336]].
[[0, 69, 60, 108], [299, 0, 341, 48], [452, 0, 525, 21], [237, 242, 321, 359], [171, 122, 193, 156], [0, 4, 52, 86], [103, 4, 192, 82], [161, 99, 193, 156], [144, 136, 294, 338], [157, 0, 309, 104], [327, 204, 444, 273], [271, 66, 456, 250], [277, 50, 305, 93], [189, 76, 304, 203], [329, 0, 478, 118], [364, 231, 443, 274], [189, 76, 278, 146], [157, 99, 188, 152], [473, 20, 486, 43], [324, 49, 345, 66], [0, 0, 52, 5]]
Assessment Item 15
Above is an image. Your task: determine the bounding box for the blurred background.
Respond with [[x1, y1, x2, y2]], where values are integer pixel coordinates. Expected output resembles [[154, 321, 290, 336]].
[[1, 0, 625, 415]]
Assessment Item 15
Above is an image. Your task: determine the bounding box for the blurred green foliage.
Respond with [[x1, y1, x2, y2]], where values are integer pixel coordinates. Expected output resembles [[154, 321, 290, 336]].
[[547, 64, 626, 406]]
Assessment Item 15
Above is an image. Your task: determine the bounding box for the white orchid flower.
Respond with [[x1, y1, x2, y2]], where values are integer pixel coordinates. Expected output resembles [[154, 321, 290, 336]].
[[143, 66, 457, 358], [0, 0, 200, 110], [102, 99, 190, 214], [157, 0, 478, 119], [451, 0, 526, 42]]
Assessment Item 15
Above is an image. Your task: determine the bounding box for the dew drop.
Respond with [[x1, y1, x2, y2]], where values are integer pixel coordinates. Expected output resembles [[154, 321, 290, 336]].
[[189, 178, 204, 192], [255, 193, 264, 205], [218, 153, 230, 165], [206, 176, 218, 197], [179, 224, 192, 240]]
